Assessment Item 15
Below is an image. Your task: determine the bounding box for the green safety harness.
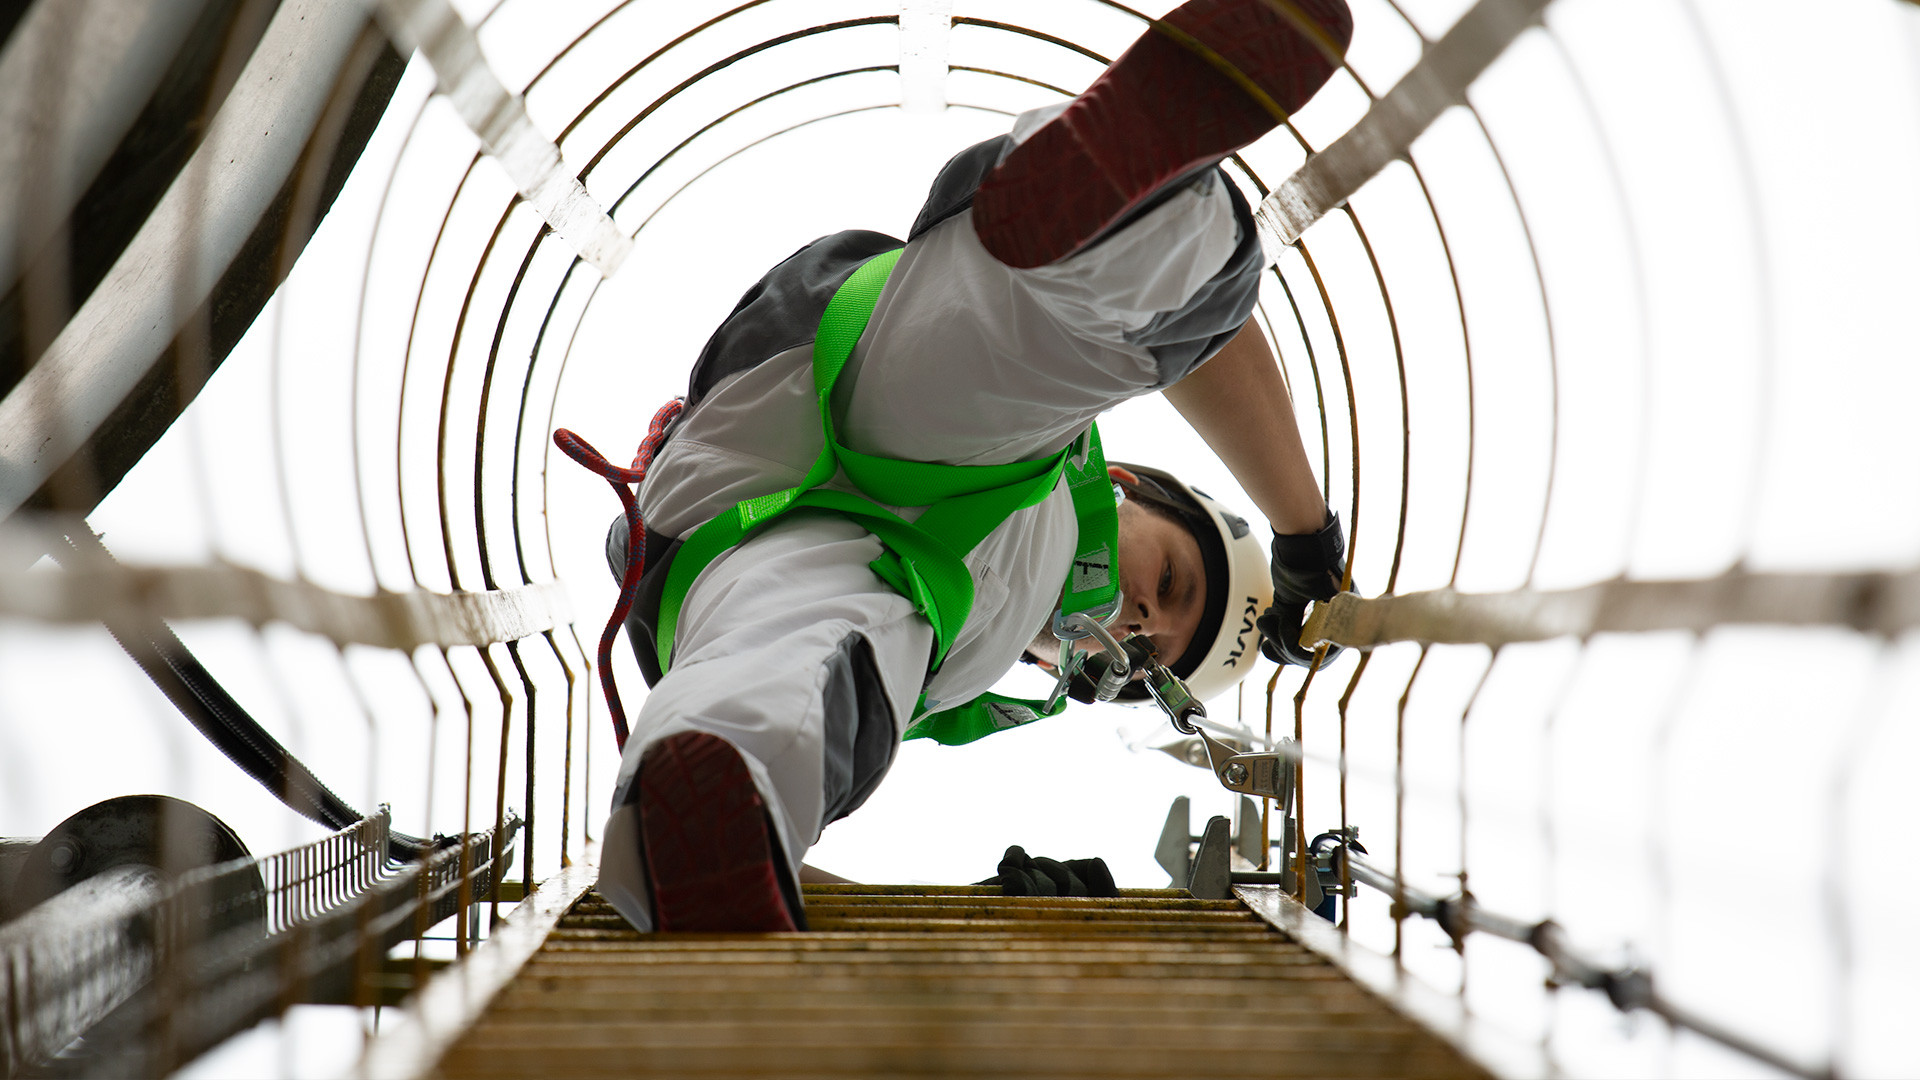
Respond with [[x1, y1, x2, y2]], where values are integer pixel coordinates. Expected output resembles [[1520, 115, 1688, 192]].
[[651, 248, 1123, 746]]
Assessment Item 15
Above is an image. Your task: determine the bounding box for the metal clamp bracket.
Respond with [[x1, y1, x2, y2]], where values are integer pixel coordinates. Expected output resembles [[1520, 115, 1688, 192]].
[[1197, 729, 1298, 810]]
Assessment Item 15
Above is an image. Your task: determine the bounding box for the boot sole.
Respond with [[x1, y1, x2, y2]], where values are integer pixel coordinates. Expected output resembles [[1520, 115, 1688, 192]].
[[973, 0, 1352, 269], [638, 731, 800, 932]]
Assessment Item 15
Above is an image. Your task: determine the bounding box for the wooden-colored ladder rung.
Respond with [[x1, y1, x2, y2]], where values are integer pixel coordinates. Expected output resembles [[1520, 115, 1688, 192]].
[[425, 888, 1491, 1080]]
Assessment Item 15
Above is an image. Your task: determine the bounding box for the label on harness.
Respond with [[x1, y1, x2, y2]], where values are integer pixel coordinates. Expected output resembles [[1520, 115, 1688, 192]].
[[1071, 544, 1113, 594], [737, 487, 797, 528], [986, 700, 1041, 730]]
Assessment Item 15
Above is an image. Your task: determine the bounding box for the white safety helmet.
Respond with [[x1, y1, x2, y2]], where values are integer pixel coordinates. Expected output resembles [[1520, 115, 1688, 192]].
[[1108, 462, 1275, 705]]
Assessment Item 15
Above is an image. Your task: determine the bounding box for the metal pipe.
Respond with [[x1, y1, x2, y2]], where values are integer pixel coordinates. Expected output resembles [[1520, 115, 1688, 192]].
[[0, 863, 164, 1076], [0, 0, 373, 520], [1345, 853, 1429, 912], [0, 0, 216, 293]]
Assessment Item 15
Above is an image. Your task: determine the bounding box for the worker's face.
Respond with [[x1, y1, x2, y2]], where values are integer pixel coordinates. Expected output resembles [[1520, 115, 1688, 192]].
[[1111, 496, 1208, 663]]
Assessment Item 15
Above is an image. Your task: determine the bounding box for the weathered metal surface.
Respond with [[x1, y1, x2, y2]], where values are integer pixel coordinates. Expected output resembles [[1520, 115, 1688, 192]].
[[409, 885, 1489, 1079], [1187, 815, 1234, 899], [0, 796, 265, 1077], [1198, 729, 1298, 801], [0, 0, 213, 293], [0, 864, 162, 1076], [0, 840, 36, 903], [0, 795, 259, 923], [370, 0, 630, 277], [1301, 567, 1920, 651], [67, 816, 515, 1077], [0, 549, 573, 650], [2, 18, 406, 529], [354, 862, 598, 1080], [1254, 0, 1554, 259], [2, 811, 514, 1078], [0, 0, 373, 520]]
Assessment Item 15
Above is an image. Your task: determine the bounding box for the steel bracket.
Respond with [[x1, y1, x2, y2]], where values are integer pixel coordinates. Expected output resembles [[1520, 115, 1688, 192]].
[[1197, 729, 1297, 809]]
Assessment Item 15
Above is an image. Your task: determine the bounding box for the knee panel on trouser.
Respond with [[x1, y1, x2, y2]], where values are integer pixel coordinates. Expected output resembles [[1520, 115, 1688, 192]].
[[818, 632, 900, 825]]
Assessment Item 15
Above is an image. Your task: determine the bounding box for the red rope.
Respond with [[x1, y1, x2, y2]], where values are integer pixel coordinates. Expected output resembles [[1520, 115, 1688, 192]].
[[553, 398, 684, 751]]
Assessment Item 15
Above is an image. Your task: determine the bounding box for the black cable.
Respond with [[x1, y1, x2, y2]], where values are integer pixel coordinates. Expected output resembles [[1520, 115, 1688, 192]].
[[53, 528, 443, 862]]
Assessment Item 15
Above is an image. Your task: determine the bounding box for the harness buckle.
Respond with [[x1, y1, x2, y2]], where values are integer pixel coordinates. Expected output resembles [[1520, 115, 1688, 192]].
[[1050, 593, 1124, 641], [1042, 645, 1087, 713]]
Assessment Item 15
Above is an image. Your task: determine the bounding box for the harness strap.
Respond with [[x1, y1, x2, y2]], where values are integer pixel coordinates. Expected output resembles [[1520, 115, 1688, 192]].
[[655, 249, 1078, 675], [904, 691, 1068, 746], [635, 246, 1123, 748]]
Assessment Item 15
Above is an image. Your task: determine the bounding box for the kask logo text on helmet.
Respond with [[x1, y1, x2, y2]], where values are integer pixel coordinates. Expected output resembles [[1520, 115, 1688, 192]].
[[1223, 596, 1259, 667]]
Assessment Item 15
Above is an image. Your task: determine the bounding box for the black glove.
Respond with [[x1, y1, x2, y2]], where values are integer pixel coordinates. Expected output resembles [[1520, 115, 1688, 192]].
[[976, 845, 1118, 898], [1258, 511, 1347, 668]]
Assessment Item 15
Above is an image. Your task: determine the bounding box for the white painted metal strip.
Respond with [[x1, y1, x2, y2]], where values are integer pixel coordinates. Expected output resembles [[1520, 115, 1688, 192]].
[[1254, 0, 1555, 260], [0, 0, 370, 522], [1301, 568, 1920, 650], [0, 558, 574, 651], [898, 0, 953, 114], [370, 0, 631, 277], [352, 861, 599, 1080]]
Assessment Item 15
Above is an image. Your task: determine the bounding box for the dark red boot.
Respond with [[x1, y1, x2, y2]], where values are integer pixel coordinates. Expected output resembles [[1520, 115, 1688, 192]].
[[972, 0, 1352, 269], [638, 731, 802, 932]]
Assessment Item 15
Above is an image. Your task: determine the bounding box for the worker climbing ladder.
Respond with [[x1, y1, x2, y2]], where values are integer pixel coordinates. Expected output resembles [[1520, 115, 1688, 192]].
[[0, 0, 1912, 1076]]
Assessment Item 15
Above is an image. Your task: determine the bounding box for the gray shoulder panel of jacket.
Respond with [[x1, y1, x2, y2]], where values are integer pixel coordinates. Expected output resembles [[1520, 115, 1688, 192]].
[[908, 134, 1014, 240], [1121, 172, 1264, 387], [687, 229, 906, 406]]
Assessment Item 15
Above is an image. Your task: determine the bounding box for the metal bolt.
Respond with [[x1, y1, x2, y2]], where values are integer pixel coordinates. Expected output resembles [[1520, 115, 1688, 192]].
[[1224, 762, 1249, 785], [48, 840, 78, 873], [1185, 743, 1208, 767]]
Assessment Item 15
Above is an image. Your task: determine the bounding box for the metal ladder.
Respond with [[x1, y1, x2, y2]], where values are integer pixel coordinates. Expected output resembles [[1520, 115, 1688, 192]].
[[418, 883, 1490, 1079]]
